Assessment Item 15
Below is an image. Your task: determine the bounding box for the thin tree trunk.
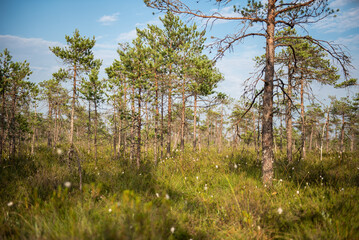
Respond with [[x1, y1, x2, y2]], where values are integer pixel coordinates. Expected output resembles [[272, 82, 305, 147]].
[[219, 103, 224, 152], [340, 113, 345, 158], [113, 99, 117, 159], [88, 100, 91, 154], [136, 88, 142, 169], [1, 89, 6, 158], [325, 108, 330, 152], [130, 87, 135, 163], [167, 81, 172, 156], [180, 78, 185, 151], [94, 101, 98, 164], [300, 77, 306, 160], [160, 93, 164, 159], [69, 65, 76, 148], [309, 124, 314, 151], [154, 76, 159, 164], [31, 103, 37, 155], [262, 1, 275, 185], [286, 63, 293, 163], [193, 93, 197, 150]]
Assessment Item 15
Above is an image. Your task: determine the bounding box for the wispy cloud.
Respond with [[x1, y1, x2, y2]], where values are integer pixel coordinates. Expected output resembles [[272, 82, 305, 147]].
[[117, 29, 137, 42], [314, 7, 359, 33], [98, 12, 120, 25]]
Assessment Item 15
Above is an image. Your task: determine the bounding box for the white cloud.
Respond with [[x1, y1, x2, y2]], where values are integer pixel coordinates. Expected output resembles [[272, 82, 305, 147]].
[[98, 13, 120, 25], [314, 7, 359, 33], [329, 0, 356, 8], [117, 29, 137, 42], [0, 35, 63, 83]]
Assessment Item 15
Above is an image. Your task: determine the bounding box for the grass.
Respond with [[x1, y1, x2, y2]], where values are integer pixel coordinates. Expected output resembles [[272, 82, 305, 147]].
[[1, 145, 358, 239]]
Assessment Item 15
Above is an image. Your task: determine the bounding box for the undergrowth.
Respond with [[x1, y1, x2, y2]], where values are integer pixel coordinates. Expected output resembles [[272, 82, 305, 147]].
[[1, 146, 358, 239]]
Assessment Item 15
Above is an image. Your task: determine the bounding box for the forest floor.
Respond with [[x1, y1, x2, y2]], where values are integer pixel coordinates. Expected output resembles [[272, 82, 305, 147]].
[[1, 145, 358, 239]]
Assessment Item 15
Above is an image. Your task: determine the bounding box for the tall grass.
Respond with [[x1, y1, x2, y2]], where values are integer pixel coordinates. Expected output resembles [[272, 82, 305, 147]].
[[1, 146, 358, 239]]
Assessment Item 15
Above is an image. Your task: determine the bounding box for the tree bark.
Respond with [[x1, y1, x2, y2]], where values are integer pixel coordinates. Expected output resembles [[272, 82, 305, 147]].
[[193, 93, 197, 150], [286, 62, 293, 163], [94, 100, 98, 164], [180, 78, 185, 151], [167, 77, 172, 156], [300, 76, 306, 160], [340, 113, 345, 158], [136, 88, 142, 168], [262, 0, 275, 185]]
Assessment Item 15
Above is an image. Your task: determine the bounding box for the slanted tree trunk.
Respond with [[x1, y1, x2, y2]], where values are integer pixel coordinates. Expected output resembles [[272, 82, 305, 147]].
[[262, 1, 275, 185]]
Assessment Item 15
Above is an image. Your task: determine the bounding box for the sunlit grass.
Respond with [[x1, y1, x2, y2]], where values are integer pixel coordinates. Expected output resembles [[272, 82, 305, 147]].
[[1, 146, 358, 239]]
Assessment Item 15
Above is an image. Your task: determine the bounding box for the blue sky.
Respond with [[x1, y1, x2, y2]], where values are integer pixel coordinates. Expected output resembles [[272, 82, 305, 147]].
[[1, 0, 358, 104]]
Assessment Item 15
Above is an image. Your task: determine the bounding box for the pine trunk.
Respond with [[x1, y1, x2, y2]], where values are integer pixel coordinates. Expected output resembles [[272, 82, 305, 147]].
[[262, 0, 275, 185]]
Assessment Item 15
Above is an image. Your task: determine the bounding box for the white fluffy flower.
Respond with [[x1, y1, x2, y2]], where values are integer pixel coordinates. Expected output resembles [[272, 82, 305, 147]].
[[108, 208, 112, 213], [7, 201, 13, 207], [170, 227, 175, 234], [64, 181, 71, 188], [277, 207, 283, 215]]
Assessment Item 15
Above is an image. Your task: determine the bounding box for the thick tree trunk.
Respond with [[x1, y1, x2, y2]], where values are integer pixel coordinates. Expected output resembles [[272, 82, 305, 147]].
[[193, 93, 197, 150], [262, 0, 275, 185]]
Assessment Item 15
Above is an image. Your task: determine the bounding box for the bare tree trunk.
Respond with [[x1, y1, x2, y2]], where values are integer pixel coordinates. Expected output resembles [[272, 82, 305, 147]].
[[193, 93, 197, 151], [154, 76, 159, 164], [286, 63, 293, 163], [325, 108, 330, 152], [340, 113, 345, 159], [300, 77, 306, 160], [219, 103, 224, 152], [88, 100, 91, 154], [262, 1, 275, 185], [69, 65, 76, 148], [136, 88, 142, 169], [145, 100, 149, 158], [160, 93, 164, 159], [167, 81, 172, 156], [0, 89, 5, 158], [113, 100, 117, 159], [31, 103, 37, 155], [54, 102, 58, 148], [180, 78, 185, 151], [94, 101, 98, 164], [351, 127, 355, 152], [309, 124, 314, 151], [130, 87, 135, 163]]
